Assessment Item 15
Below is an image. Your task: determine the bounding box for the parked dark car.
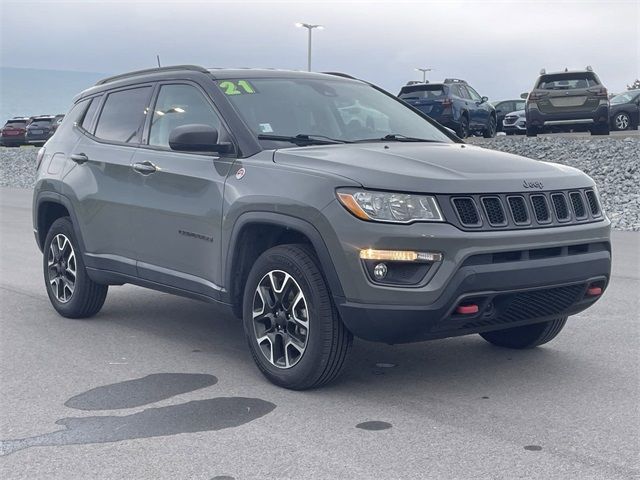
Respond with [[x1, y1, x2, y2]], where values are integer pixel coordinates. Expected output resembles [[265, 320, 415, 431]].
[[609, 90, 640, 131], [0, 117, 30, 147], [491, 99, 526, 132], [26, 116, 56, 146], [398, 79, 496, 138], [525, 67, 609, 136], [50, 114, 65, 134], [502, 110, 526, 135], [33, 65, 610, 389]]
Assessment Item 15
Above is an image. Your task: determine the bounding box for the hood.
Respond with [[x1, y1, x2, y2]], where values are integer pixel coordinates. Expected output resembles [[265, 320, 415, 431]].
[[274, 142, 593, 194], [505, 110, 525, 117]]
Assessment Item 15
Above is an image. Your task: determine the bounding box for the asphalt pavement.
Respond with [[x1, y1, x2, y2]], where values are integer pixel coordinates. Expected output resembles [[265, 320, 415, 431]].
[[1, 187, 638, 480]]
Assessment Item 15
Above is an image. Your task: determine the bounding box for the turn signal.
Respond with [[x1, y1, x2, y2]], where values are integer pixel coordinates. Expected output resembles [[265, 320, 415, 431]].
[[359, 249, 443, 262]]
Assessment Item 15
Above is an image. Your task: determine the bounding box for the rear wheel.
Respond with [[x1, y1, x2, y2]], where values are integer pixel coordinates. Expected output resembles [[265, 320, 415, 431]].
[[456, 115, 469, 138], [590, 122, 610, 135], [483, 115, 497, 138], [43, 217, 108, 318], [480, 317, 567, 349], [242, 244, 353, 390], [526, 125, 538, 137]]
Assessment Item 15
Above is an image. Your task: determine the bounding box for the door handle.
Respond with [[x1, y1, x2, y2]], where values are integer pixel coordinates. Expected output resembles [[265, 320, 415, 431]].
[[133, 161, 157, 175], [70, 153, 88, 164]]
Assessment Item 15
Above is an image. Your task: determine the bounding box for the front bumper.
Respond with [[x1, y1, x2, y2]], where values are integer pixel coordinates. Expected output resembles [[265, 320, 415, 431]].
[[320, 202, 611, 343]]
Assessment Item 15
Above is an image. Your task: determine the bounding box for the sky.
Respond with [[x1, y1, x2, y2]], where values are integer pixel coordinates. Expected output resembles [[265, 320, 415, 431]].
[[1, 0, 638, 100]]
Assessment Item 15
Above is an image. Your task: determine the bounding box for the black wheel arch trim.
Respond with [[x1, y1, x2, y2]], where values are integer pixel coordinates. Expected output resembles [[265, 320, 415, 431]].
[[224, 211, 345, 302], [34, 191, 87, 254]]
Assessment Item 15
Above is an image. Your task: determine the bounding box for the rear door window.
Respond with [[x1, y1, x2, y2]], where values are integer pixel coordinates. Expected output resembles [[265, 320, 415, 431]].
[[95, 86, 152, 143], [537, 73, 600, 90]]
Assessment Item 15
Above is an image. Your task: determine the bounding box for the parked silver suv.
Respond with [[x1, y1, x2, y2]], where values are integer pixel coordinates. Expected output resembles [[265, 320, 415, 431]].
[[33, 66, 611, 389]]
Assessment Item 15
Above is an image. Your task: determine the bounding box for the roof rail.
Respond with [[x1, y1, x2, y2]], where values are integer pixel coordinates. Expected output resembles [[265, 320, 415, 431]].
[[443, 78, 466, 84], [96, 65, 209, 86], [321, 71, 358, 80]]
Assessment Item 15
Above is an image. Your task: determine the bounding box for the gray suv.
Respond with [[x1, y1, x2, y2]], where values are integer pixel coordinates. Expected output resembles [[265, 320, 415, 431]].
[[33, 66, 611, 389]]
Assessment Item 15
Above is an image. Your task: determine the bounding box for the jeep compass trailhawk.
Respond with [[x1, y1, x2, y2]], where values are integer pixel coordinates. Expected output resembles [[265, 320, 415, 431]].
[[33, 66, 611, 389]]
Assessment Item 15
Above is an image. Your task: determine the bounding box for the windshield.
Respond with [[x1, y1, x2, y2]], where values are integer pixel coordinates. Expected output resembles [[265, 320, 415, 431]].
[[610, 91, 639, 104], [219, 78, 452, 145]]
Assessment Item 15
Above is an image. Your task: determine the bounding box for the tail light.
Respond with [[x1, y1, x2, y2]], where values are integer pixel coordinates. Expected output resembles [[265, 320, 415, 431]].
[[528, 91, 548, 101], [36, 147, 46, 170], [587, 87, 608, 98]]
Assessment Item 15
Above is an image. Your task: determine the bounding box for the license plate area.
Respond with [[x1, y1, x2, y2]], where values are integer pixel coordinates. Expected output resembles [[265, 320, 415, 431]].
[[550, 96, 587, 107]]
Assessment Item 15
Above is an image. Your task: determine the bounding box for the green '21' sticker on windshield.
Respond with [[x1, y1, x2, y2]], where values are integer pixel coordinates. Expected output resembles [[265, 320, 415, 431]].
[[218, 80, 256, 95]]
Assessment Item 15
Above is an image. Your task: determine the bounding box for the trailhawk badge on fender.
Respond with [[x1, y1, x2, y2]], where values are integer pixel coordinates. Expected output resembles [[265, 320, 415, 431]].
[[235, 167, 246, 180]]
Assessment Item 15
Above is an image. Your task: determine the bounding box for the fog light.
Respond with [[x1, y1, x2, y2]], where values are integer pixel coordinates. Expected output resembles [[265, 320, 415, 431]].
[[373, 263, 388, 280]]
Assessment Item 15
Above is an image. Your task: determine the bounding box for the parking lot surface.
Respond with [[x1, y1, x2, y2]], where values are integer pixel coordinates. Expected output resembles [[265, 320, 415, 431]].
[[1, 187, 638, 480]]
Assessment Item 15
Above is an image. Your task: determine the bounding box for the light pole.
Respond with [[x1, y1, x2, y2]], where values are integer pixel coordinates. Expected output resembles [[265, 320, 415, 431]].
[[296, 22, 324, 71], [415, 67, 434, 83]]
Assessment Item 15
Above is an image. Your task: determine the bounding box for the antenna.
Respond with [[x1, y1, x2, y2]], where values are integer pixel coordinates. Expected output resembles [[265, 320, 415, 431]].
[[156, 55, 161, 68]]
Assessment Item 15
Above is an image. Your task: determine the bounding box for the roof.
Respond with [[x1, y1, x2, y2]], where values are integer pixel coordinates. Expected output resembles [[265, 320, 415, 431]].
[[76, 65, 361, 102]]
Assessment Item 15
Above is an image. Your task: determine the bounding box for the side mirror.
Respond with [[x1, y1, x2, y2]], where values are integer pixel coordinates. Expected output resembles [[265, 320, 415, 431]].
[[520, 92, 529, 100], [481, 96, 488, 103], [168, 124, 231, 153]]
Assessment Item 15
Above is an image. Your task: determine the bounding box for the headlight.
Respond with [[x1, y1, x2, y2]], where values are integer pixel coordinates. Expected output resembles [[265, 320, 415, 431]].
[[337, 189, 444, 223]]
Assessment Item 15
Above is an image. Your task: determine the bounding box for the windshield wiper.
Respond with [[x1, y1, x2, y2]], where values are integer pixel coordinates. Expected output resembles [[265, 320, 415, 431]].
[[257, 133, 351, 145], [354, 133, 439, 143]]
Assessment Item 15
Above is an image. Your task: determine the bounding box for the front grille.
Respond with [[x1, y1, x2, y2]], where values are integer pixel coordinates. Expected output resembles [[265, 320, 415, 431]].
[[452, 197, 480, 226], [440, 188, 603, 231], [585, 190, 601, 216], [530, 195, 550, 223], [461, 284, 584, 329], [507, 196, 529, 224], [551, 193, 570, 221], [503, 116, 518, 125], [482, 197, 506, 226], [570, 191, 587, 219]]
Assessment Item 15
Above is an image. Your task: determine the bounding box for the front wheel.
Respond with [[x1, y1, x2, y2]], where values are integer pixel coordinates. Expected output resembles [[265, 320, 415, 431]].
[[483, 115, 497, 138], [612, 112, 631, 131], [242, 244, 353, 390], [43, 217, 108, 318], [480, 317, 567, 349]]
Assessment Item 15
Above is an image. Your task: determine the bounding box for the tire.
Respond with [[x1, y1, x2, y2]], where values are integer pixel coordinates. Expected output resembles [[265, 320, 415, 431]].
[[242, 244, 353, 390], [590, 122, 610, 136], [612, 112, 631, 131], [43, 217, 108, 318], [456, 115, 469, 139], [480, 317, 567, 349], [483, 115, 497, 138], [526, 125, 538, 137]]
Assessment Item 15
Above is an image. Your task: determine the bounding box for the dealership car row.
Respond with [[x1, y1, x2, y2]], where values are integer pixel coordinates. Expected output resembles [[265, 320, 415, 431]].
[[0, 114, 64, 147], [1, 67, 638, 147]]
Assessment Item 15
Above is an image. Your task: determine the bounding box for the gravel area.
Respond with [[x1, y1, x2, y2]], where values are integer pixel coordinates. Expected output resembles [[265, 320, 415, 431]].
[[468, 136, 639, 231], [0, 146, 37, 189], [2, 136, 638, 230]]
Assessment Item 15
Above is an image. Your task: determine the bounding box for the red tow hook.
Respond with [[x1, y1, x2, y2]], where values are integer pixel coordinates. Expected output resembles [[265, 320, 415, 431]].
[[456, 304, 479, 315], [586, 286, 602, 297]]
